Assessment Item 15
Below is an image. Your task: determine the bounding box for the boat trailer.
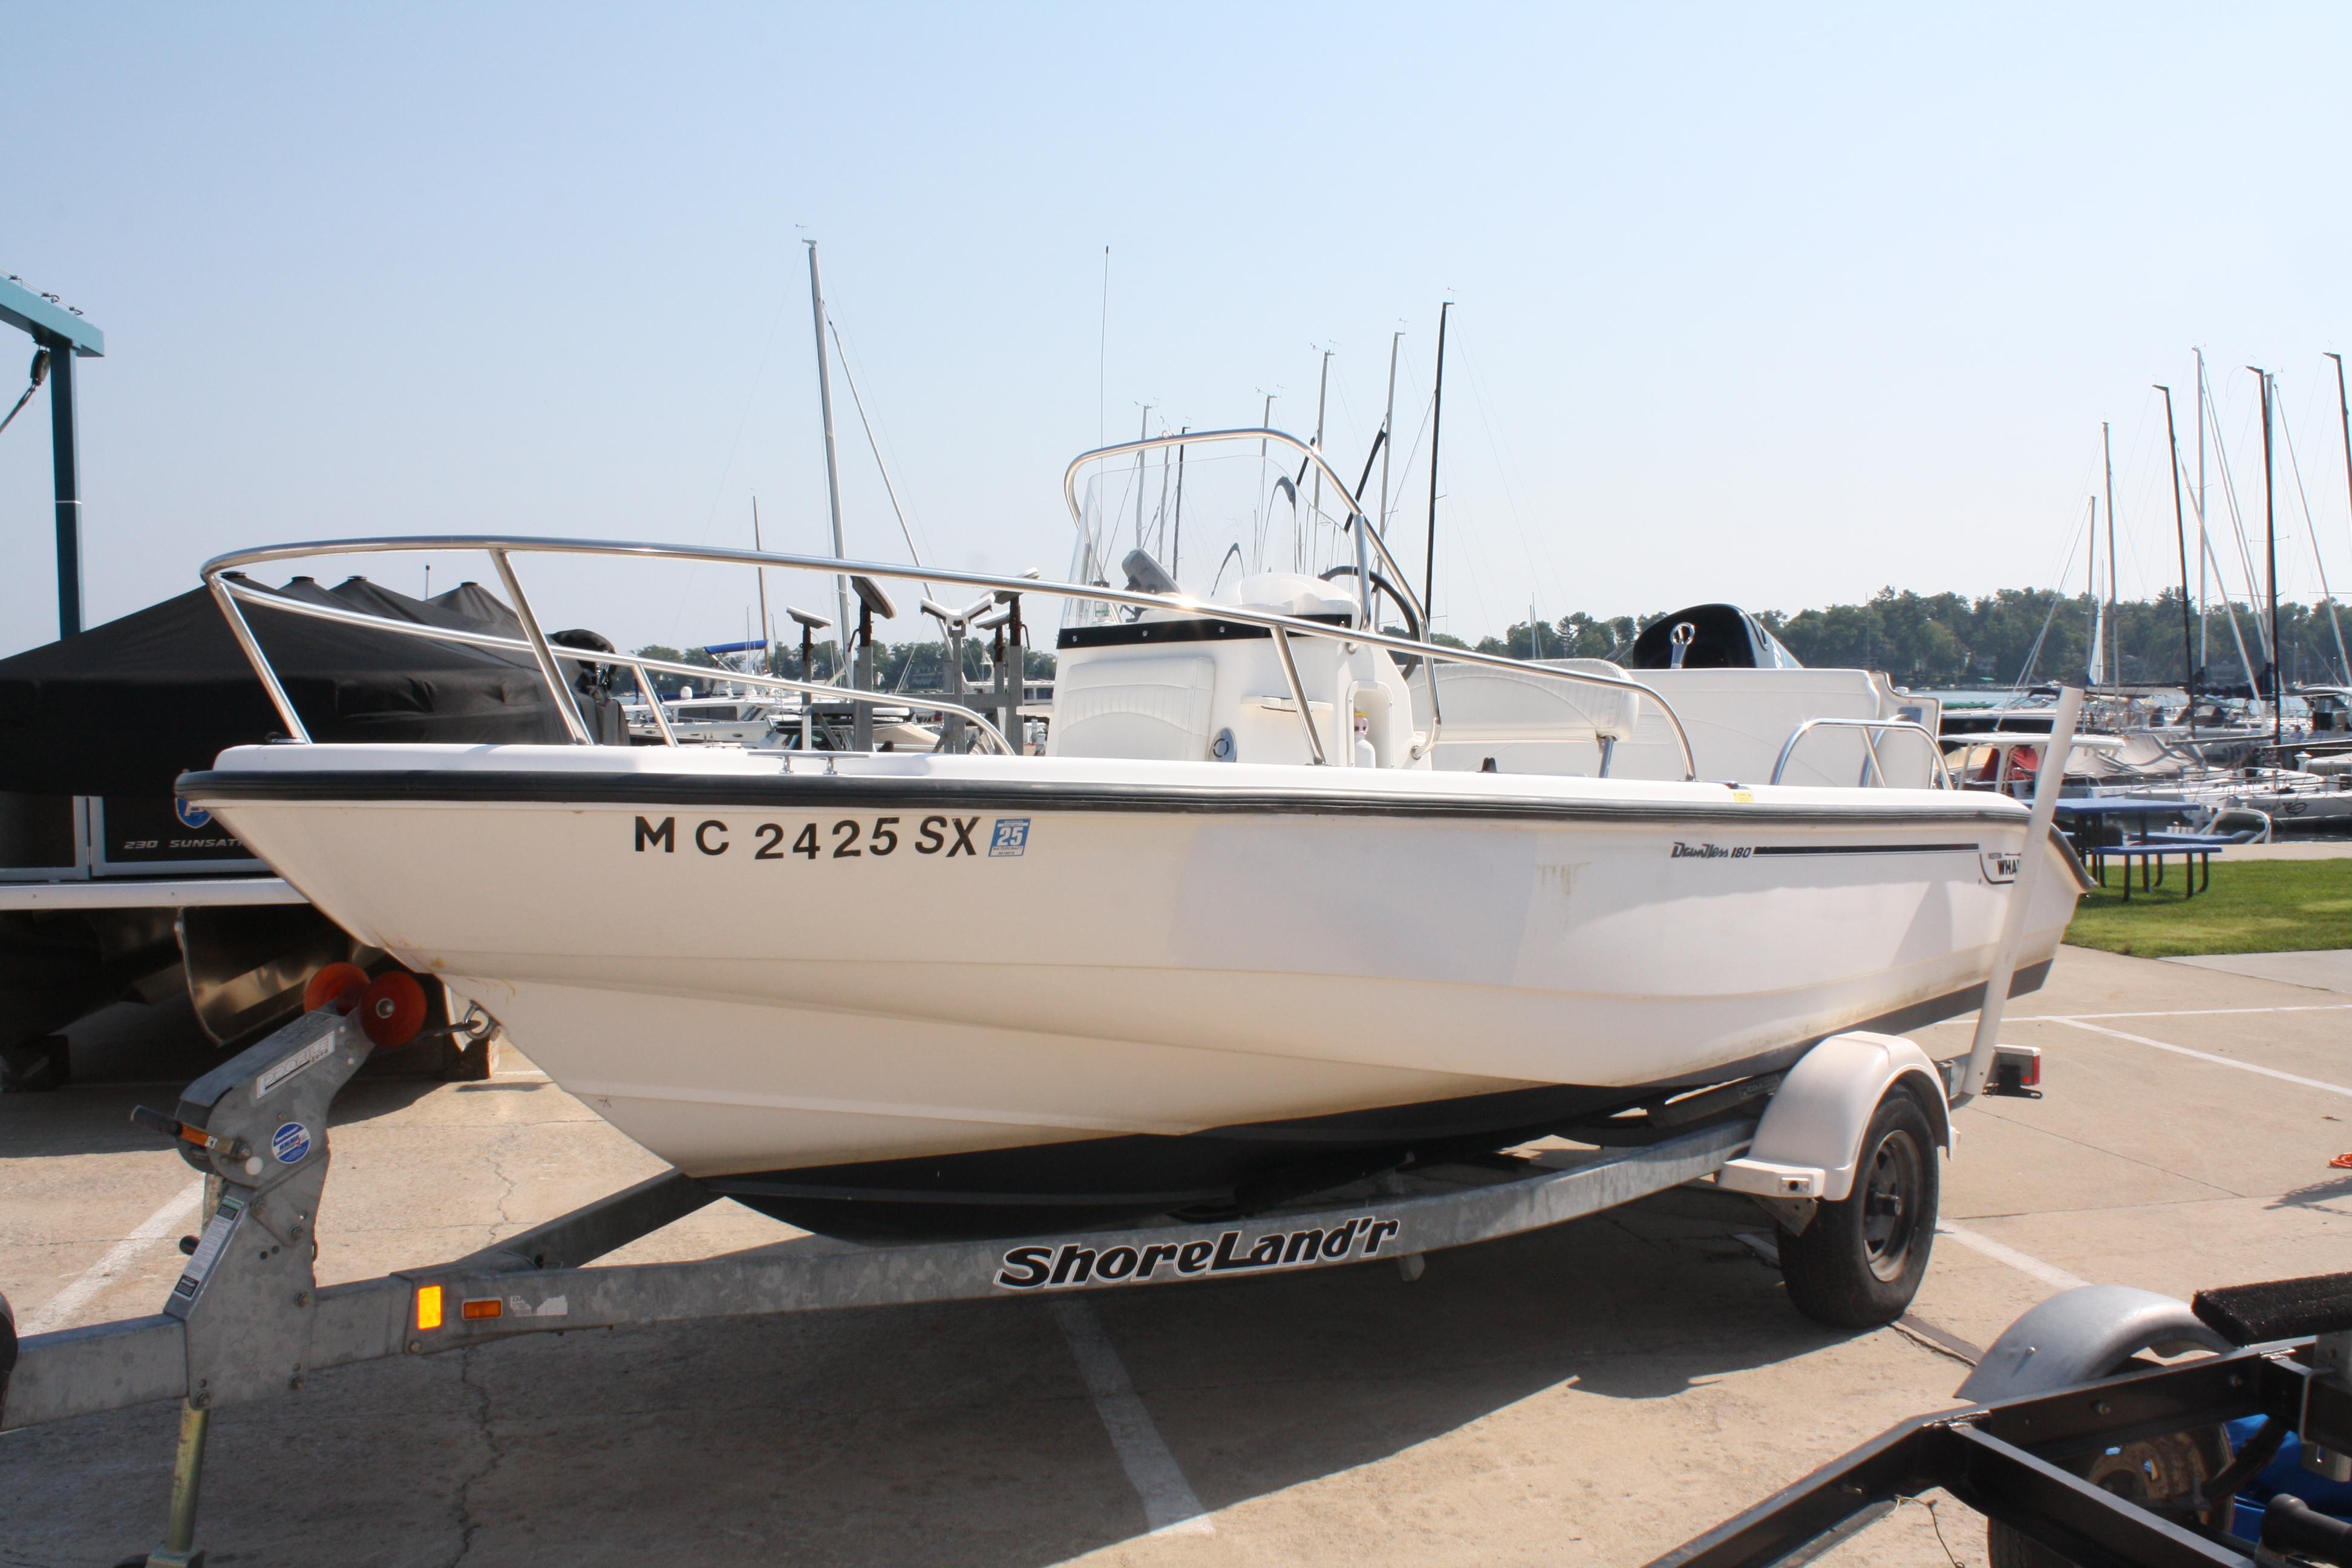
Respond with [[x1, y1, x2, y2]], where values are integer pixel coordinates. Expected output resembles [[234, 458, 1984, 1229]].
[[0, 985, 2034, 1566], [0, 1002, 1752, 1564], [1648, 1272, 2352, 1567]]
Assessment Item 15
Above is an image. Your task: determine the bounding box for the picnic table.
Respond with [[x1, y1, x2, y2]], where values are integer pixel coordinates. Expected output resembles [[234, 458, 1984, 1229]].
[[2052, 796, 2226, 900]]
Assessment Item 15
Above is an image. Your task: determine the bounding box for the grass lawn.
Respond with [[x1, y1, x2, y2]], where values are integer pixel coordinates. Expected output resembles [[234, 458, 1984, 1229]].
[[2065, 856, 2352, 957]]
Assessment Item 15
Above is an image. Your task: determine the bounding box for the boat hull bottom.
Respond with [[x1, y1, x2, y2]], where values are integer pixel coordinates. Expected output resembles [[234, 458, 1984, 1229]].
[[707, 957, 2050, 1243], [707, 1080, 1650, 1241]]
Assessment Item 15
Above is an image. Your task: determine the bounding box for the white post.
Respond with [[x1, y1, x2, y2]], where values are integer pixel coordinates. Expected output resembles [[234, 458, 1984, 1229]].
[[806, 241, 853, 673], [1956, 682, 2083, 1105]]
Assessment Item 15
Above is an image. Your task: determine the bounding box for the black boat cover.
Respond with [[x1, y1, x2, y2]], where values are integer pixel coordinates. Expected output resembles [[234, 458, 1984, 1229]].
[[0, 576, 570, 797], [1627, 603, 1805, 671]]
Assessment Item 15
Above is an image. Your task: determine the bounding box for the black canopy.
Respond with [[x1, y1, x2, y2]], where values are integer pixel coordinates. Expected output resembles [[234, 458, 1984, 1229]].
[[0, 576, 572, 797]]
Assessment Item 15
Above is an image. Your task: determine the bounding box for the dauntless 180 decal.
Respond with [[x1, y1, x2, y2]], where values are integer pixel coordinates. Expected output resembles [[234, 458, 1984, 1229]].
[[995, 1214, 1403, 1291]]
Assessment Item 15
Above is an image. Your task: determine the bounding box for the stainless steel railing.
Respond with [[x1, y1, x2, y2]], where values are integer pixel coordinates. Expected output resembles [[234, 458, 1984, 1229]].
[[1769, 717, 1953, 789], [1058, 427, 1697, 774], [201, 530, 1701, 778], [204, 570, 1019, 756]]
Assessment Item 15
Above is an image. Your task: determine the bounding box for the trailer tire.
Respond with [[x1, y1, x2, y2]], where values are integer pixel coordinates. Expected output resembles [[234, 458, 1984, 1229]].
[[1777, 1086, 1938, 1329]]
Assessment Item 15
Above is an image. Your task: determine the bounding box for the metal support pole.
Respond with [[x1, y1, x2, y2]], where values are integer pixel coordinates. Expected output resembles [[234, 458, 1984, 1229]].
[[1423, 302, 1449, 626], [940, 626, 965, 753], [799, 625, 817, 751], [2255, 367, 2281, 750], [1958, 682, 2082, 1105], [2157, 386, 2196, 717], [806, 242, 853, 655], [852, 609, 875, 752], [1005, 598, 1026, 753], [2102, 422, 2118, 687], [148, 1400, 212, 1567], [490, 549, 594, 744], [48, 338, 83, 637], [1270, 626, 1325, 765]]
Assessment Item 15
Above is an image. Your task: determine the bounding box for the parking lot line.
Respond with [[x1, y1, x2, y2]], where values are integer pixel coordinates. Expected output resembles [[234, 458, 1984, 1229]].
[[2047, 1018, 2352, 1099], [1935, 1221, 2089, 1292], [2017, 1004, 2352, 1022], [1052, 1298, 1215, 1538], [21, 1177, 205, 1336]]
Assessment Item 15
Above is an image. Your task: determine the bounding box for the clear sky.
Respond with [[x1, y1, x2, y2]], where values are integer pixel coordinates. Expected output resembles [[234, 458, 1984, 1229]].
[[5, 4, 2351, 659]]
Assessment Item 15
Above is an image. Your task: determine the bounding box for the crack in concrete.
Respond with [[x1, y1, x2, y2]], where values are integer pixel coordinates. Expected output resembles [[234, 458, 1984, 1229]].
[[486, 1137, 520, 1231], [442, 1346, 506, 1568]]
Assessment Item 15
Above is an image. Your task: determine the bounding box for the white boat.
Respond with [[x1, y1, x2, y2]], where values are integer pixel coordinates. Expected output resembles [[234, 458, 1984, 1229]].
[[178, 430, 2089, 1240], [623, 694, 789, 747]]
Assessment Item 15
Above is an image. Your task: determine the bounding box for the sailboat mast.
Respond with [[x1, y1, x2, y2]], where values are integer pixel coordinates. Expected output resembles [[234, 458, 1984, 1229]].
[[1134, 406, 1151, 557], [1165, 428, 1183, 578], [1308, 350, 1331, 573], [2254, 367, 2280, 748], [2086, 495, 2102, 686], [805, 241, 853, 664], [1378, 332, 1402, 540], [1424, 302, 1451, 627], [752, 497, 774, 674], [2331, 351, 2352, 679], [1255, 393, 1275, 574], [2102, 422, 2118, 687], [2197, 349, 2209, 673], [2158, 387, 2195, 722]]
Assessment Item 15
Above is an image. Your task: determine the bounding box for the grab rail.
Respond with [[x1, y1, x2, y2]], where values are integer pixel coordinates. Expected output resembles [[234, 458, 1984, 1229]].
[[206, 574, 1019, 756], [200, 532, 1700, 779], [1063, 426, 1448, 755], [1058, 428, 1719, 773], [1769, 718, 1952, 790]]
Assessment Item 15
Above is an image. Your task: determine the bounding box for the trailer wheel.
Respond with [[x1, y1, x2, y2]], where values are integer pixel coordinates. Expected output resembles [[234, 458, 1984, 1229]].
[[1777, 1086, 1937, 1328]]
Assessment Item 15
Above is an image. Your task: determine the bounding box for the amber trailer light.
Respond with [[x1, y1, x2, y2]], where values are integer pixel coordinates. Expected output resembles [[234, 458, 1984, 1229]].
[[462, 1298, 503, 1321], [414, 1284, 444, 1331]]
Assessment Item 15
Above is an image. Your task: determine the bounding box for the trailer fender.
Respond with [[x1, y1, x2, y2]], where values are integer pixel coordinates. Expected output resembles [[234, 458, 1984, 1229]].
[[1955, 1284, 2229, 1403], [1717, 1031, 1950, 1203]]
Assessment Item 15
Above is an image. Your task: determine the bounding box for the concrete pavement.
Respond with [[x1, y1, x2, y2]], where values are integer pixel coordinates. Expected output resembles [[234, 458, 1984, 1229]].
[[2, 949, 2348, 1567]]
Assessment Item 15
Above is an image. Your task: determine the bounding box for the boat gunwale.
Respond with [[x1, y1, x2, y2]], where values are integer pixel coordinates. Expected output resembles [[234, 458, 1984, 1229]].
[[178, 765, 2042, 831]]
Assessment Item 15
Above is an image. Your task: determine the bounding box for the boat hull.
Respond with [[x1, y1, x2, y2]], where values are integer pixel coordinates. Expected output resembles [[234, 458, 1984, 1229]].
[[183, 746, 2082, 1236]]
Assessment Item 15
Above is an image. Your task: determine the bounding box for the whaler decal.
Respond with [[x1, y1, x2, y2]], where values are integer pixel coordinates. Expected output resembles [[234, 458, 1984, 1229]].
[[994, 1214, 1402, 1291]]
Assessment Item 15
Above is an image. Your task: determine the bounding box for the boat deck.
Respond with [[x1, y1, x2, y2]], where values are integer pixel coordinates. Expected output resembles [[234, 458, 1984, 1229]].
[[5, 946, 2350, 1566]]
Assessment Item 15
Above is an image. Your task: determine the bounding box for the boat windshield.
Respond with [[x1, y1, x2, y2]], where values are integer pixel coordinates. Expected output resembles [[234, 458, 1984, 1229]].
[[1061, 431, 1397, 633]]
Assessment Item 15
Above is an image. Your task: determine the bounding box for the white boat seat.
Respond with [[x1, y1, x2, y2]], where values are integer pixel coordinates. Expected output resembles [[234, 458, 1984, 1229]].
[[1049, 653, 1217, 762], [1423, 664, 1637, 774]]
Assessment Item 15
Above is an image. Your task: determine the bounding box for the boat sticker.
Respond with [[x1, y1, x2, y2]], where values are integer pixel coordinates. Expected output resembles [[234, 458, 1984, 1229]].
[[1671, 841, 1751, 860], [171, 1195, 244, 1302], [255, 1033, 336, 1102], [1979, 849, 2022, 884], [271, 1121, 312, 1164], [994, 1214, 1402, 1292], [174, 797, 213, 829], [508, 1293, 569, 1318], [989, 818, 1031, 857]]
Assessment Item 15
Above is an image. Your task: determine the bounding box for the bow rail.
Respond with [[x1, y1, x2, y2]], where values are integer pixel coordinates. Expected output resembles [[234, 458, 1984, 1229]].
[[199, 533, 1697, 779]]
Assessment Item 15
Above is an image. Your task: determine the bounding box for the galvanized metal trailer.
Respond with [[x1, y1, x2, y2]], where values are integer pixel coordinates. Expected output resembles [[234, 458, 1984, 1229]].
[[0, 693, 2086, 1568], [1647, 1270, 2352, 1568], [0, 999, 1792, 1567]]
